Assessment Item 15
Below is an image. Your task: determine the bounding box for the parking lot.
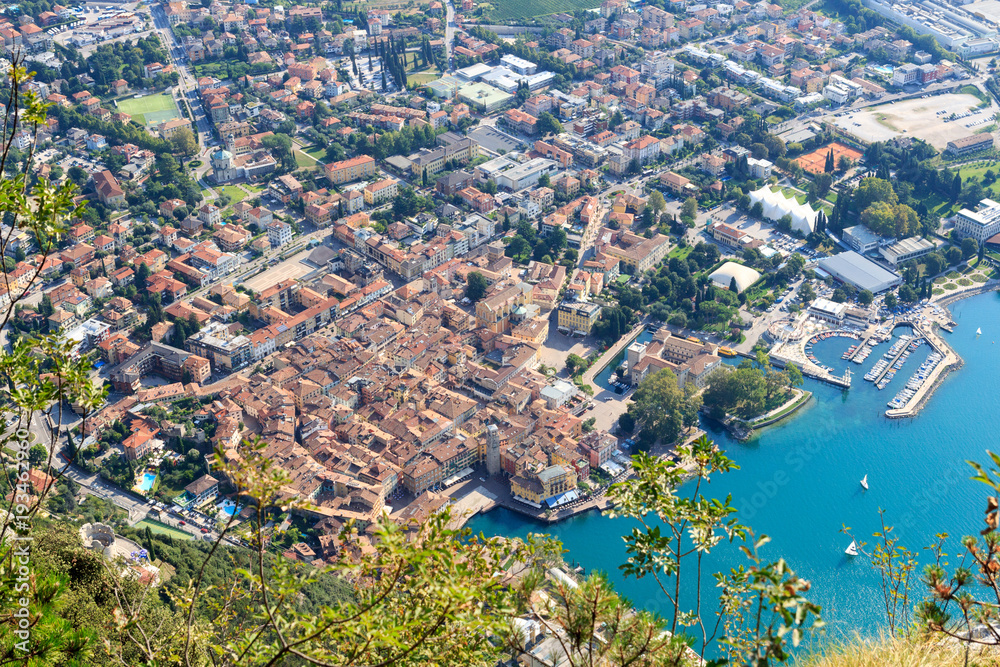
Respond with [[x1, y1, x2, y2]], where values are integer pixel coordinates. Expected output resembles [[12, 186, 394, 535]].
[[242, 247, 315, 292], [827, 92, 993, 150], [58, 154, 106, 174], [469, 126, 524, 154], [700, 208, 826, 262]]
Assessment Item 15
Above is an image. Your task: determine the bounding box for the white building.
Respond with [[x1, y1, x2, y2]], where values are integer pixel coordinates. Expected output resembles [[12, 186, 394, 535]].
[[500, 54, 537, 75], [808, 298, 847, 323], [540, 379, 578, 409], [823, 83, 851, 105], [955, 199, 1000, 244], [496, 158, 559, 192], [879, 237, 935, 266], [892, 63, 921, 87], [747, 157, 773, 179], [842, 225, 883, 254], [267, 221, 293, 248]]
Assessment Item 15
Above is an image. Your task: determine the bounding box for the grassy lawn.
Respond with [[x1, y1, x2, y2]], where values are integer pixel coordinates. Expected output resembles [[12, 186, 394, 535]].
[[956, 162, 1000, 200], [136, 519, 193, 541], [303, 144, 327, 160], [294, 149, 319, 169], [918, 191, 960, 218], [218, 185, 250, 205], [409, 68, 441, 87], [488, 0, 601, 20], [959, 84, 989, 105], [826, 191, 838, 203], [116, 92, 179, 126], [668, 245, 693, 260]]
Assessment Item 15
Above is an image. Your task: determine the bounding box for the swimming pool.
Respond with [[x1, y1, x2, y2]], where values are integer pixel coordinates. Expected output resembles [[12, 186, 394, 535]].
[[217, 500, 238, 517], [137, 472, 157, 492]]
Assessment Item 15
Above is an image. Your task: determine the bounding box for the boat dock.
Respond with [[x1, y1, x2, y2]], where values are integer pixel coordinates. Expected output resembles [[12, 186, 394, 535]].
[[870, 336, 923, 385], [767, 352, 852, 388], [844, 333, 875, 361], [885, 324, 960, 418]]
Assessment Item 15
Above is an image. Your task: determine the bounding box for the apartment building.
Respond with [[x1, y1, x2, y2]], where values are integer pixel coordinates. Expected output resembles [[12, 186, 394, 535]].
[[324, 155, 377, 184]]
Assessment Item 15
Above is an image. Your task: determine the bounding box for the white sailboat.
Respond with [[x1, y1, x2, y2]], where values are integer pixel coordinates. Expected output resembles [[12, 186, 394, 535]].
[[977, 328, 983, 335], [845, 540, 859, 556], [860, 474, 868, 490]]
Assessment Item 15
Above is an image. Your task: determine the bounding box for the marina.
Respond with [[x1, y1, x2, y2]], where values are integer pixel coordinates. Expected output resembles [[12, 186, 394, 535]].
[[468, 291, 999, 641]]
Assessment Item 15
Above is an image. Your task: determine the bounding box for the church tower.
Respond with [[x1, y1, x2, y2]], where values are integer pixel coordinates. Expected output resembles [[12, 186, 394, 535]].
[[486, 424, 501, 476]]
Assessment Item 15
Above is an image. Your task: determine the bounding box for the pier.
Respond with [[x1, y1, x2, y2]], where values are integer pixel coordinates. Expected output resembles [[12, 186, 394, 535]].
[[885, 323, 960, 418], [871, 336, 923, 385], [845, 332, 878, 362]]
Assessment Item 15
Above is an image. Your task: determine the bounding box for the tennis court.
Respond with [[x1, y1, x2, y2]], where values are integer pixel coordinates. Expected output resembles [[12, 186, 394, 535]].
[[795, 142, 863, 175], [116, 93, 180, 126]]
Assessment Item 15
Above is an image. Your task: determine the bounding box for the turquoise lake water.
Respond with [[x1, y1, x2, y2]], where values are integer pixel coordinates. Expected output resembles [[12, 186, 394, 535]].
[[468, 292, 1000, 643]]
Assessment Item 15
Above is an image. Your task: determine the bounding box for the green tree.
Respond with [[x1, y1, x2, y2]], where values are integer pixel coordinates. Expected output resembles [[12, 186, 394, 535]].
[[536, 112, 563, 136], [704, 365, 766, 419], [169, 126, 198, 156], [627, 368, 702, 445], [854, 177, 898, 210], [260, 133, 296, 173], [898, 283, 918, 302], [884, 291, 898, 309], [648, 189, 666, 214], [28, 443, 48, 467], [465, 271, 488, 302], [786, 362, 804, 388], [134, 260, 150, 289], [39, 293, 54, 317], [565, 353, 588, 376], [962, 237, 979, 259], [858, 289, 874, 306], [618, 411, 635, 434], [813, 172, 834, 199], [682, 196, 698, 222], [945, 246, 963, 266]]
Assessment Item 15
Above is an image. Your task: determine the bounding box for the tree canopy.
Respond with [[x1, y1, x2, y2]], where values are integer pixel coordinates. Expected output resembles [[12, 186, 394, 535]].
[[627, 368, 702, 446]]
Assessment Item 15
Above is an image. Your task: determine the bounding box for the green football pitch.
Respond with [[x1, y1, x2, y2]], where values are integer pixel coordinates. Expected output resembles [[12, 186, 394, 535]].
[[115, 93, 180, 125]]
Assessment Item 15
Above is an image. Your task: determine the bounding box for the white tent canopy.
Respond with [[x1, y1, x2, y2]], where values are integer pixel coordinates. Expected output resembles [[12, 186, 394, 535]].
[[709, 262, 761, 292], [749, 186, 817, 235]]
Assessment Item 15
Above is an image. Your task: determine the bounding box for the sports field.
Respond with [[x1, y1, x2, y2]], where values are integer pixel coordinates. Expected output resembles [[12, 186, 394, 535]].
[[116, 92, 180, 126], [135, 519, 193, 541], [795, 142, 863, 175], [488, 0, 601, 20]]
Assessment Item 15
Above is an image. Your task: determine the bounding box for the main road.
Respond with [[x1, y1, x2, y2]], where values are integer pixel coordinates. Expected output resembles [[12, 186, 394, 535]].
[[444, 0, 456, 71], [149, 3, 214, 148]]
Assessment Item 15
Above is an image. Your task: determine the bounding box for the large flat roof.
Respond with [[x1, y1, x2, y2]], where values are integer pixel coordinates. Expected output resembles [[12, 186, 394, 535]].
[[818, 251, 901, 293]]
